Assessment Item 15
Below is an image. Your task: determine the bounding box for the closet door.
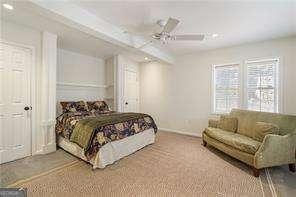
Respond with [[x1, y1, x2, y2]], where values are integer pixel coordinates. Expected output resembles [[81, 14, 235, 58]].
[[0, 42, 32, 164], [123, 69, 139, 112]]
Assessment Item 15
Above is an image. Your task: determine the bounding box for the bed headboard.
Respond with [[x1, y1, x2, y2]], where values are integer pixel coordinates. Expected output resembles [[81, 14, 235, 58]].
[[56, 83, 106, 116]]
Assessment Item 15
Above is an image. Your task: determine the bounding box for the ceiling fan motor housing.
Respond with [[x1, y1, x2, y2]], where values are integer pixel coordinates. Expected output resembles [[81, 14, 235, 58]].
[[156, 19, 166, 27]]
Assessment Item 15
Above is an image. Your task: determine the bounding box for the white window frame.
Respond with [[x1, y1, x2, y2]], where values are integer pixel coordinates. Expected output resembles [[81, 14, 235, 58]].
[[212, 63, 241, 114], [211, 58, 282, 114], [243, 58, 282, 113]]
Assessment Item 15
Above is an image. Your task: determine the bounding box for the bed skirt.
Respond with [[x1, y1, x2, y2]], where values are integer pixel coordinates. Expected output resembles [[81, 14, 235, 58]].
[[57, 128, 155, 169]]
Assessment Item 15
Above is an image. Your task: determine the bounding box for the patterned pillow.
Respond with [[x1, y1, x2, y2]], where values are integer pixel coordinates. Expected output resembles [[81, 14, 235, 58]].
[[87, 101, 109, 112], [60, 101, 88, 113]]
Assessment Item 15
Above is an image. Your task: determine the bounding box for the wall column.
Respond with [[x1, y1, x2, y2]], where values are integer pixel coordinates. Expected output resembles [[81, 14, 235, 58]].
[[116, 55, 124, 112], [40, 31, 57, 154]]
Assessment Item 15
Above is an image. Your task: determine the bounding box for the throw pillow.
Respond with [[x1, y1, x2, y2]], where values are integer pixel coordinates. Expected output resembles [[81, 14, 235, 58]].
[[217, 115, 238, 133], [253, 122, 279, 142]]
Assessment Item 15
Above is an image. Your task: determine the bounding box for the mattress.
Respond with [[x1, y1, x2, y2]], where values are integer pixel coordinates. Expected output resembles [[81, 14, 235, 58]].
[[58, 128, 155, 169]]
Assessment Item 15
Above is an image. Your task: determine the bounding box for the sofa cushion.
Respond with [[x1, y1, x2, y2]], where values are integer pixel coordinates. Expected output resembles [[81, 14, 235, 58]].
[[209, 119, 219, 128], [230, 109, 296, 136], [205, 127, 261, 154], [253, 122, 279, 142], [217, 115, 238, 133]]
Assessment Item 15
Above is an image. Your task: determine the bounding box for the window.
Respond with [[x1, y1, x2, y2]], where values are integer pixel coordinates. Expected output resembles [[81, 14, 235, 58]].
[[212, 59, 280, 114], [246, 59, 279, 112], [213, 64, 240, 114]]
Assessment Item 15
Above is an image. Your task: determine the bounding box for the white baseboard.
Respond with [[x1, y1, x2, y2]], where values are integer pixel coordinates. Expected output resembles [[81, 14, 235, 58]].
[[32, 149, 44, 155], [159, 127, 201, 137], [42, 143, 57, 154]]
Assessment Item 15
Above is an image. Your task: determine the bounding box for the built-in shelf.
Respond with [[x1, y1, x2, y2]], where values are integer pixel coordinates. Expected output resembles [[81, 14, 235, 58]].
[[57, 82, 107, 88]]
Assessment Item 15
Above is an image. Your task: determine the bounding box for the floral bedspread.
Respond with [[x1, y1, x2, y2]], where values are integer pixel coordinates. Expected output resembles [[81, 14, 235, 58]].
[[55, 111, 157, 159]]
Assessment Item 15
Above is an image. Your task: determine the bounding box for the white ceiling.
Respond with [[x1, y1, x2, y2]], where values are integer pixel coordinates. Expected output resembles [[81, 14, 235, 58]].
[[75, 1, 296, 56], [1, 1, 150, 62], [1, 1, 295, 60], [1, 3, 117, 59]]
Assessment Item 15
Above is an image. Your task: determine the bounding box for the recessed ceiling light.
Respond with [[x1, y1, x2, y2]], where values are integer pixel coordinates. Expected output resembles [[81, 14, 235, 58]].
[[144, 57, 149, 60], [3, 3, 14, 10], [212, 34, 219, 38]]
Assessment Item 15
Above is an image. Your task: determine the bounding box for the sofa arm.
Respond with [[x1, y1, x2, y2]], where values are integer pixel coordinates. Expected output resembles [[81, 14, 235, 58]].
[[254, 132, 296, 169], [208, 119, 220, 128]]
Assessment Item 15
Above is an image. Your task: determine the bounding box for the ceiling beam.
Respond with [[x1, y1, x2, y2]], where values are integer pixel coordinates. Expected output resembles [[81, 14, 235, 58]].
[[29, 0, 174, 64]]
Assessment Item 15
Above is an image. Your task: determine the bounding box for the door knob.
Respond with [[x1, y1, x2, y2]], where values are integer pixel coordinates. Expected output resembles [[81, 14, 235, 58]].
[[125, 102, 128, 105], [24, 106, 30, 111]]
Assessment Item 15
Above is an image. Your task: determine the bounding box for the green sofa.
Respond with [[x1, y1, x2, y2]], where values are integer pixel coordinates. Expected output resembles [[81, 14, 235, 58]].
[[202, 109, 296, 177]]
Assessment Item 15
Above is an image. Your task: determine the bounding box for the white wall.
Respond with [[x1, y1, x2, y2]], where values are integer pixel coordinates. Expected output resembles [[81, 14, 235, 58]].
[[140, 37, 296, 136], [57, 49, 106, 101], [105, 56, 116, 110]]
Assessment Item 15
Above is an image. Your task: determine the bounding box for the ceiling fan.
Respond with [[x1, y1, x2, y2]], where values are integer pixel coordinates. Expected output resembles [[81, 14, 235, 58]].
[[127, 17, 205, 48], [152, 17, 205, 43]]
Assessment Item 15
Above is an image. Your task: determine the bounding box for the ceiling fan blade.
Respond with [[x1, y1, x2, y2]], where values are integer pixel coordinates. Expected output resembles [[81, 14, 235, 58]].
[[162, 17, 179, 33], [172, 34, 205, 41]]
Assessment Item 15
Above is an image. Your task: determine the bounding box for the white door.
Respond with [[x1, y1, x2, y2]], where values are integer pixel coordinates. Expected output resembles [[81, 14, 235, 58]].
[[124, 69, 139, 112], [0, 42, 32, 164]]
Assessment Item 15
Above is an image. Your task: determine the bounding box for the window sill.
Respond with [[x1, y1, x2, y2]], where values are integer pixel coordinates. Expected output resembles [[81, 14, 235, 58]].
[[210, 112, 230, 116]]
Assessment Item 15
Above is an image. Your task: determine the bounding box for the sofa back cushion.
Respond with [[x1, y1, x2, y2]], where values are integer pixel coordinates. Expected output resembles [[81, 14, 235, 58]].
[[230, 109, 296, 137], [253, 122, 279, 142], [217, 115, 238, 133]]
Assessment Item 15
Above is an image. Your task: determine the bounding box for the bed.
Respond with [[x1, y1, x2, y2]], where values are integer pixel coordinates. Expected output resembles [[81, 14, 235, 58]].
[[55, 101, 157, 169]]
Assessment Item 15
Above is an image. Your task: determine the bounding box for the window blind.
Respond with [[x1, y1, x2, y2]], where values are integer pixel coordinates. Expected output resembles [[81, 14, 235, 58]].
[[246, 59, 278, 112], [214, 64, 240, 113]]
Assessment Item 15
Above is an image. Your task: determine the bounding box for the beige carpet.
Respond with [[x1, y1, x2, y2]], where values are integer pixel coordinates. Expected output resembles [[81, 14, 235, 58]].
[[12, 132, 267, 197], [0, 149, 77, 187]]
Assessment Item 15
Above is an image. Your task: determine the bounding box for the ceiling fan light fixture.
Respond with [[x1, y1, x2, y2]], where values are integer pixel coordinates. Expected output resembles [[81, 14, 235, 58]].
[[212, 34, 219, 38]]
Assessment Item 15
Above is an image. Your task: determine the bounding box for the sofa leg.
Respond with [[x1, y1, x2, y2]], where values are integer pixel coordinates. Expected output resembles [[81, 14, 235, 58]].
[[252, 167, 260, 177], [202, 140, 207, 147], [289, 163, 295, 172]]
